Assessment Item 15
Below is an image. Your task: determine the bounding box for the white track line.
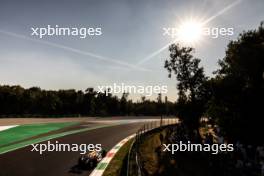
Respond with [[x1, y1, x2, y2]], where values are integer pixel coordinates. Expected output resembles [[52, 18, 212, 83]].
[[0, 125, 18, 132]]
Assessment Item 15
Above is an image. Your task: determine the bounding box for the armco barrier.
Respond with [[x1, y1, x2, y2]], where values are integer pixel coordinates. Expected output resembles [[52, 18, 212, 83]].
[[127, 118, 179, 176]]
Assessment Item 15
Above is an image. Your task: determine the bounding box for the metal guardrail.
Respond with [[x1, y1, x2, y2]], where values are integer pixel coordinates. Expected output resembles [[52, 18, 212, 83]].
[[127, 117, 179, 176]]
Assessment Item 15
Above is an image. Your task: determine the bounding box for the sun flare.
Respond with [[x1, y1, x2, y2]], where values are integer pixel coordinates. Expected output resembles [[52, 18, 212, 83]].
[[176, 19, 203, 45]]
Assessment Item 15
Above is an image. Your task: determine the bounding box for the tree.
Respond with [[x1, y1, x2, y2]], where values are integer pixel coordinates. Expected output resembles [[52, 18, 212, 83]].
[[0, 85, 177, 117], [208, 22, 264, 143], [157, 93, 163, 116], [164, 44, 207, 129], [120, 92, 129, 115]]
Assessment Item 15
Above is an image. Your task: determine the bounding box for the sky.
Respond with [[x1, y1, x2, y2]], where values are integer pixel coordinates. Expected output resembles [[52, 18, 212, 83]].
[[0, 0, 263, 101]]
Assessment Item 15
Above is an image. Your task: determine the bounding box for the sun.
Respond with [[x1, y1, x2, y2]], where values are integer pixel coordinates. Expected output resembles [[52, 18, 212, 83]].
[[176, 19, 203, 45]]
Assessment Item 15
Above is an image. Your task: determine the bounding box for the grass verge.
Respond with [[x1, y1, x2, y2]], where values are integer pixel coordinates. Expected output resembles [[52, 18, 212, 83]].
[[138, 129, 169, 175], [0, 122, 78, 147], [0, 123, 123, 155]]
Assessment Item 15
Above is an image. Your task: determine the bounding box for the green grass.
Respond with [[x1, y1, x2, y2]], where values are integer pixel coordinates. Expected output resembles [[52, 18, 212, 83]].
[[0, 122, 124, 155], [0, 122, 78, 147], [103, 138, 134, 176]]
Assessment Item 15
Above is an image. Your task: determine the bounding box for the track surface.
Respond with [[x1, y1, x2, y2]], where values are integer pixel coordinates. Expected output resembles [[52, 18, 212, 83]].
[[0, 122, 145, 176]]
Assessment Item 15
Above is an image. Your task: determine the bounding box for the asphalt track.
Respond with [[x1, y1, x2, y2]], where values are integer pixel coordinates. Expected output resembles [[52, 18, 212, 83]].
[[0, 122, 147, 176]]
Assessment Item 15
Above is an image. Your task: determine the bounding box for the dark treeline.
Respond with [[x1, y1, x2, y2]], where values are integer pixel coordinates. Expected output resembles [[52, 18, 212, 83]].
[[165, 22, 264, 144], [0, 86, 176, 117]]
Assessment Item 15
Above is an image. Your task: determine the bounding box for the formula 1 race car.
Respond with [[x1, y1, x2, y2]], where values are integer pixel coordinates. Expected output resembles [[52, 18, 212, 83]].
[[78, 149, 107, 169]]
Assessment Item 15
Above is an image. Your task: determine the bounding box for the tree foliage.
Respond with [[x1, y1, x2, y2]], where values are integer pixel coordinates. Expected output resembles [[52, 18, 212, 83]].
[[164, 44, 208, 129], [164, 22, 264, 144], [0, 85, 176, 117], [207, 22, 264, 143]]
